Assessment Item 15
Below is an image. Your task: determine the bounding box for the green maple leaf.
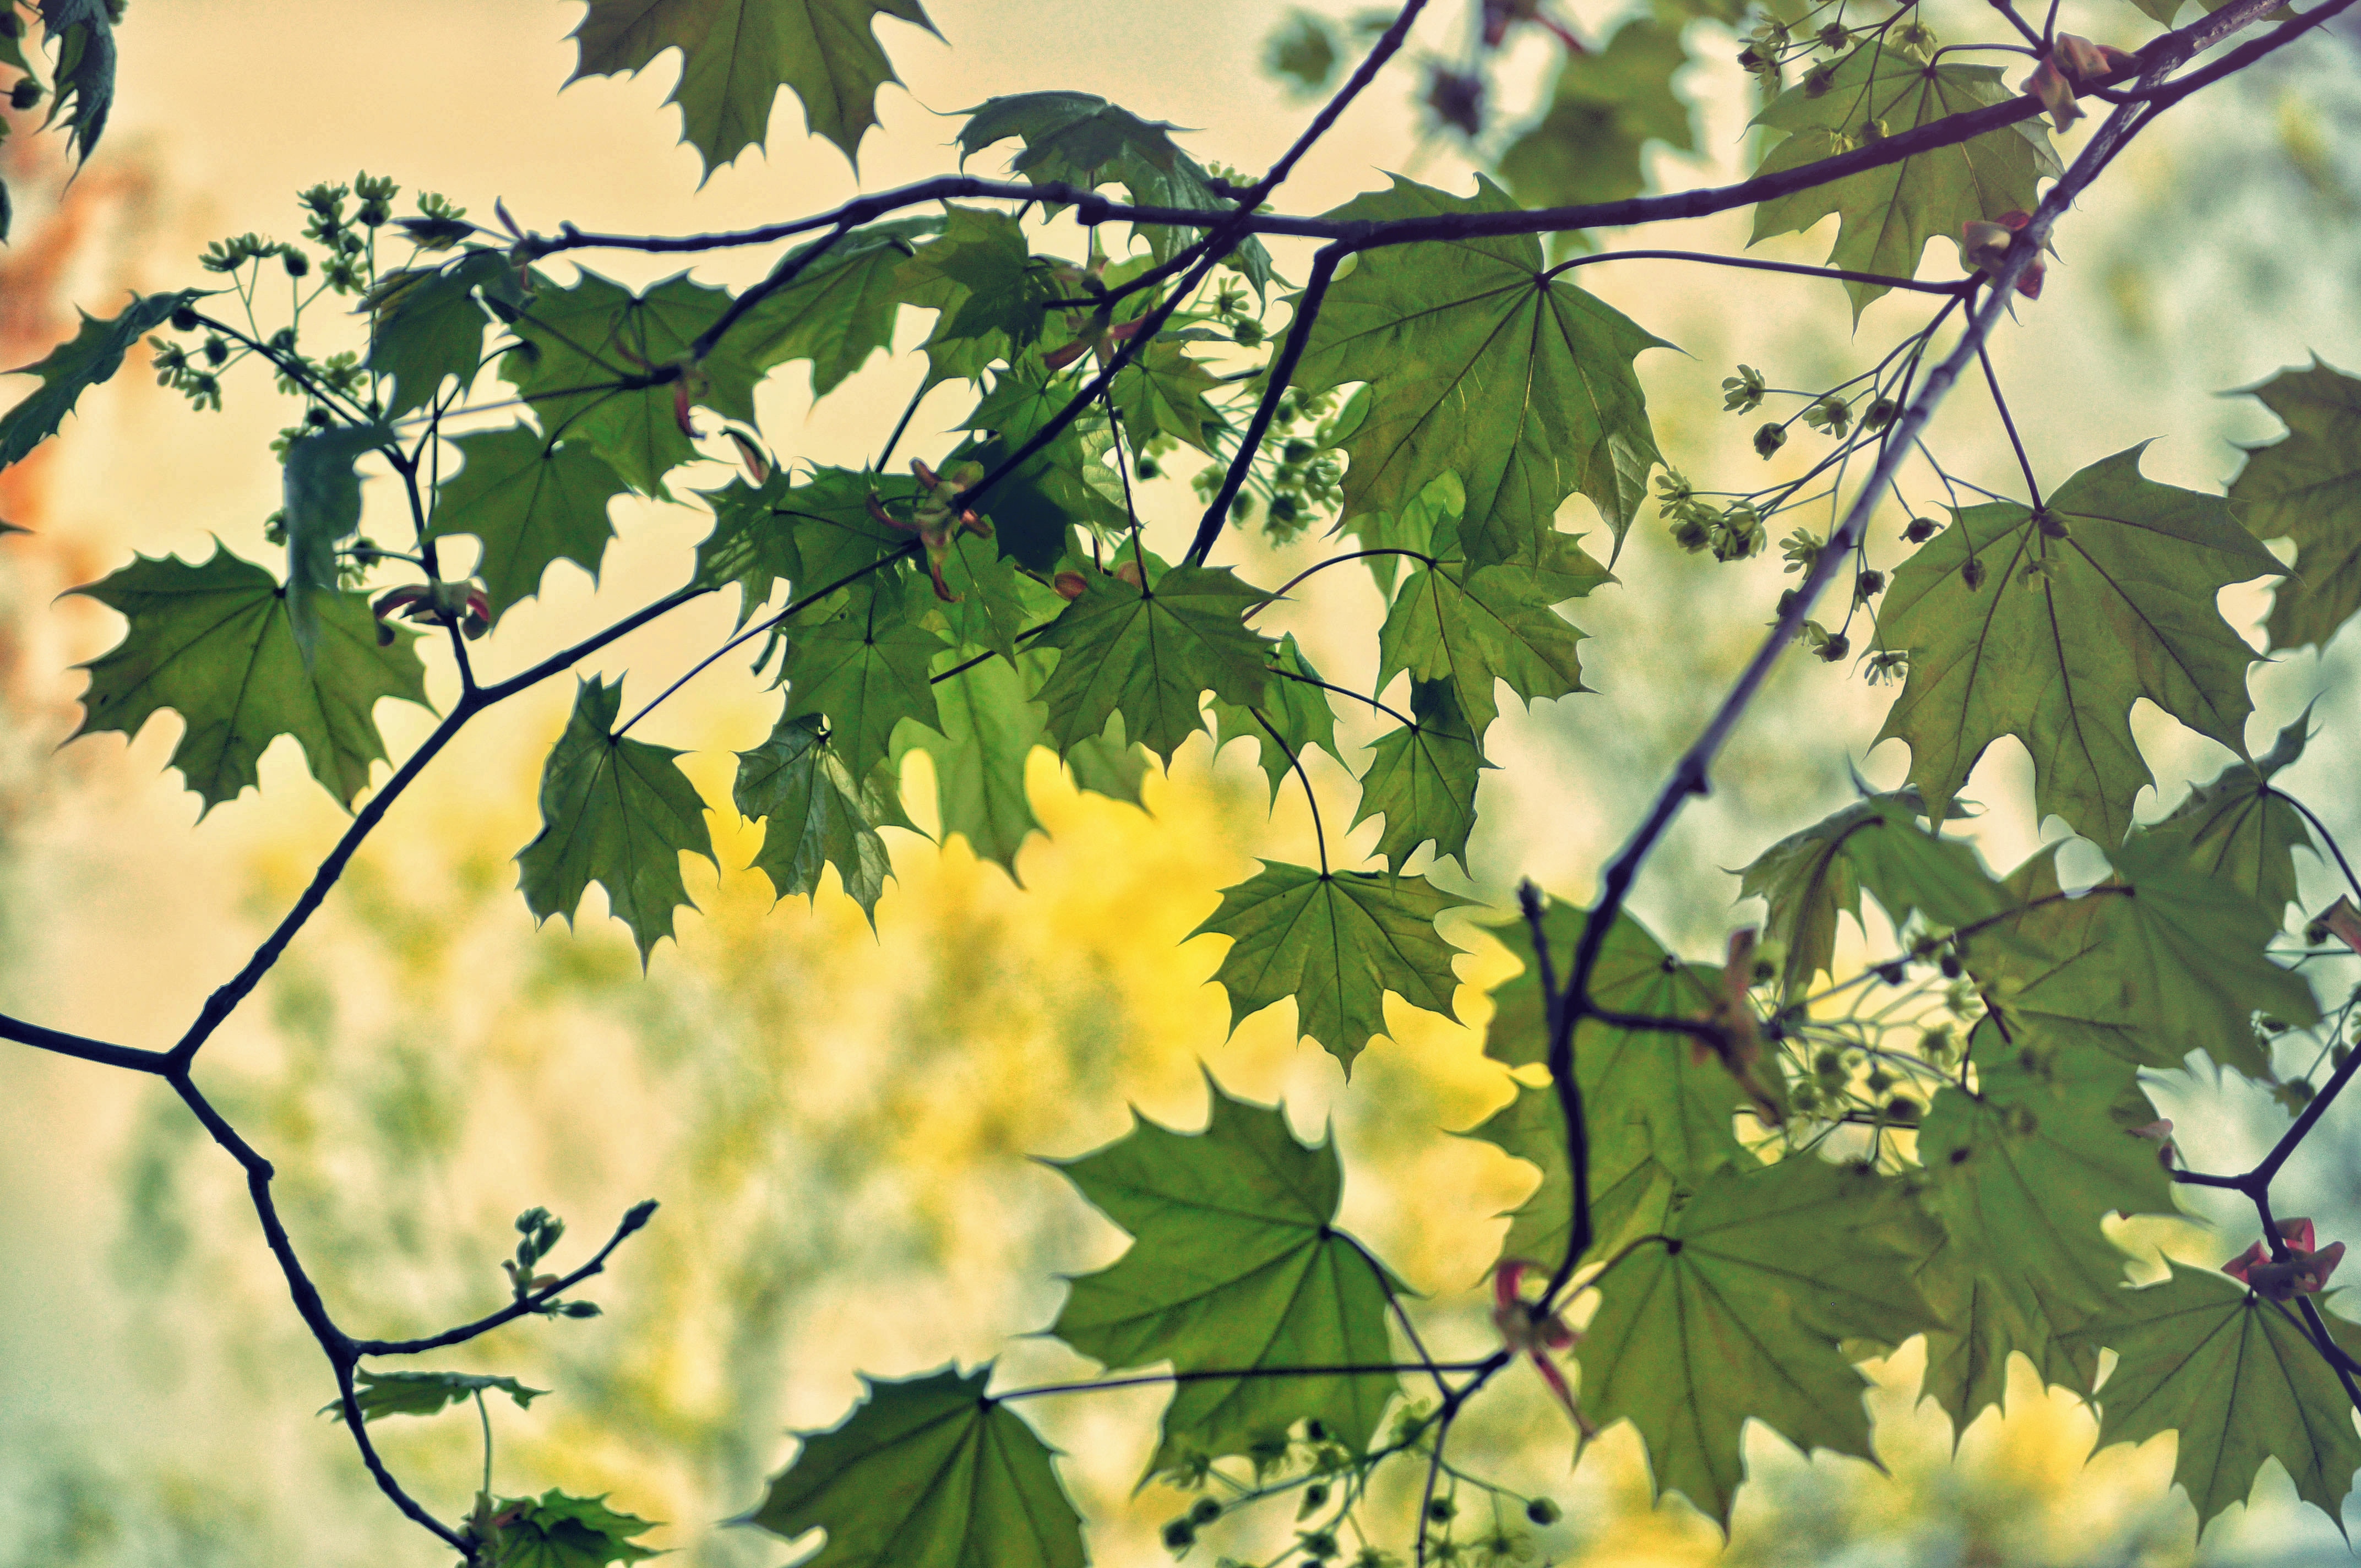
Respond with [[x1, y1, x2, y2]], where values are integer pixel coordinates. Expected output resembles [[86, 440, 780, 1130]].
[[1189, 861, 1475, 1071], [428, 425, 627, 623], [281, 421, 396, 667], [700, 466, 920, 603], [1499, 21, 1698, 220], [323, 1369, 547, 1424], [1376, 518, 1609, 737], [1576, 1156, 1940, 1528], [485, 1489, 663, 1568], [2230, 357, 2361, 651], [1351, 678, 1487, 874], [955, 366, 1129, 545], [1911, 1223, 2100, 1441], [501, 270, 755, 496], [1206, 633, 1348, 809], [366, 250, 520, 418], [894, 208, 1058, 381], [1048, 1079, 1402, 1476], [1737, 793, 2006, 1000], [1469, 900, 1748, 1262], [1749, 42, 2059, 318], [2073, 1264, 2361, 1533], [741, 1365, 1082, 1568], [1960, 835, 2319, 1078], [567, 0, 938, 172], [34, 0, 115, 164], [907, 529, 1054, 666], [1875, 446, 2287, 847], [1113, 339, 1225, 455], [1914, 1038, 2173, 1429], [1031, 561, 1272, 763], [735, 710, 899, 921], [732, 218, 937, 398], [516, 676, 718, 965], [692, 474, 804, 622], [1295, 175, 1669, 566], [955, 91, 1273, 292], [1063, 710, 1154, 808], [69, 545, 431, 810], [2142, 707, 2318, 919], [0, 290, 198, 469], [895, 646, 1047, 875], [784, 596, 944, 780]]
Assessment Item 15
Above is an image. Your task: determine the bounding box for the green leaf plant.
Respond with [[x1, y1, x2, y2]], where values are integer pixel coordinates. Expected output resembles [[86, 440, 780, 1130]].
[[6, 0, 2361, 1561]]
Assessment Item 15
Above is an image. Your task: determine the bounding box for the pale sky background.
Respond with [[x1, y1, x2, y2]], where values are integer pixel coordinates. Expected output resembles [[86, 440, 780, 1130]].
[[4, 1, 2361, 1564]]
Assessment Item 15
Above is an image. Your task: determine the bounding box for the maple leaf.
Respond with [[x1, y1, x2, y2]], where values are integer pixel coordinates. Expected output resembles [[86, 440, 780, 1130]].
[[1296, 175, 1670, 565], [1112, 339, 1225, 455], [955, 91, 1273, 292], [1911, 1222, 2101, 1442], [1470, 900, 1750, 1262], [1959, 835, 2319, 1079], [1189, 861, 1475, 1071], [1874, 445, 2287, 847], [1736, 792, 2006, 1000], [894, 646, 1048, 876], [482, 1489, 663, 1568], [739, 1365, 1081, 1568], [1206, 633, 1346, 808], [1376, 516, 1609, 738], [731, 217, 937, 399], [365, 250, 519, 418], [515, 676, 717, 965], [1499, 20, 1698, 220], [782, 594, 944, 780], [1749, 42, 2060, 318], [1047, 1079, 1402, 1477], [567, 0, 939, 172], [34, 0, 115, 164], [2141, 707, 2318, 919], [427, 425, 627, 623], [1351, 678, 1488, 874], [499, 269, 758, 496], [735, 710, 902, 922], [2229, 357, 2361, 652], [1576, 1156, 1940, 1528], [893, 208, 1059, 384], [69, 545, 431, 810], [281, 422, 396, 667], [1914, 1037, 2174, 1429], [2072, 1264, 2361, 1534], [1062, 710, 1154, 808], [0, 290, 199, 470], [322, 1369, 547, 1424], [1030, 561, 1272, 763]]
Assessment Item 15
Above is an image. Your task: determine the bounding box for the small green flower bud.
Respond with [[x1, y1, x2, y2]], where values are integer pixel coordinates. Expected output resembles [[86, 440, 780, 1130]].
[[203, 336, 229, 366], [170, 306, 201, 333], [1904, 516, 1939, 543], [1190, 1499, 1222, 1525], [561, 1300, 601, 1318], [1755, 421, 1787, 458], [1939, 952, 1963, 978], [281, 248, 309, 277], [1162, 1520, 1196, 1551], [11, 78, 42, 111], [1815, 632, 1849, 662], [1427, 1499, 1456, 1523], [1526, 1499, 1562, 1526], [1961, 556, 1987, 591], [1231, 319, 1263, 346]]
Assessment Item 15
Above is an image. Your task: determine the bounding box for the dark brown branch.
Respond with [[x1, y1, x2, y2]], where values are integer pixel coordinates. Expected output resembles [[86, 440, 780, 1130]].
[[1185, 243, 1343, 565], [0, 1011, 170, 1072]]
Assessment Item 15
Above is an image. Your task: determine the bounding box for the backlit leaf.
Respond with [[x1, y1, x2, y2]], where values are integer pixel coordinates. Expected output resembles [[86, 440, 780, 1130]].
[[0, 290, 199, 470], [282, 422, 395, 667], [956, 91, 1272, 291], [1874, 446, 2287, 846], [1296, 175, 1669, 565], [486, 1489, 662, 1568], [69, 545, 431, 810], [1576, 1157, 1940, 1528], [736, 709, 899, 921], [733, 218, 937, 398], [1499, 21, 1696, 219], [896, 645, 1048, 875], [366, 250, 519, 418], [1049, 1079, 1401, 1475], [1190, 861, 1475, 1071], [783, 594, 944, 779], [1031, 562, 1272, 763], [2142, 707, 2317, 919], [1351, 678, 1486, 874], [1376, 517, 1608, 737], [1207, 632, 1348, 809], [2229, 357, 2361, 652], [323, 1369, 547, 1424], [1749, 42, 2059, 318], [516, 676, 718, 964], [568, 0, 939, 171], [2074, 1264, 2361, 1533], [427, 425, 627, 623]]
